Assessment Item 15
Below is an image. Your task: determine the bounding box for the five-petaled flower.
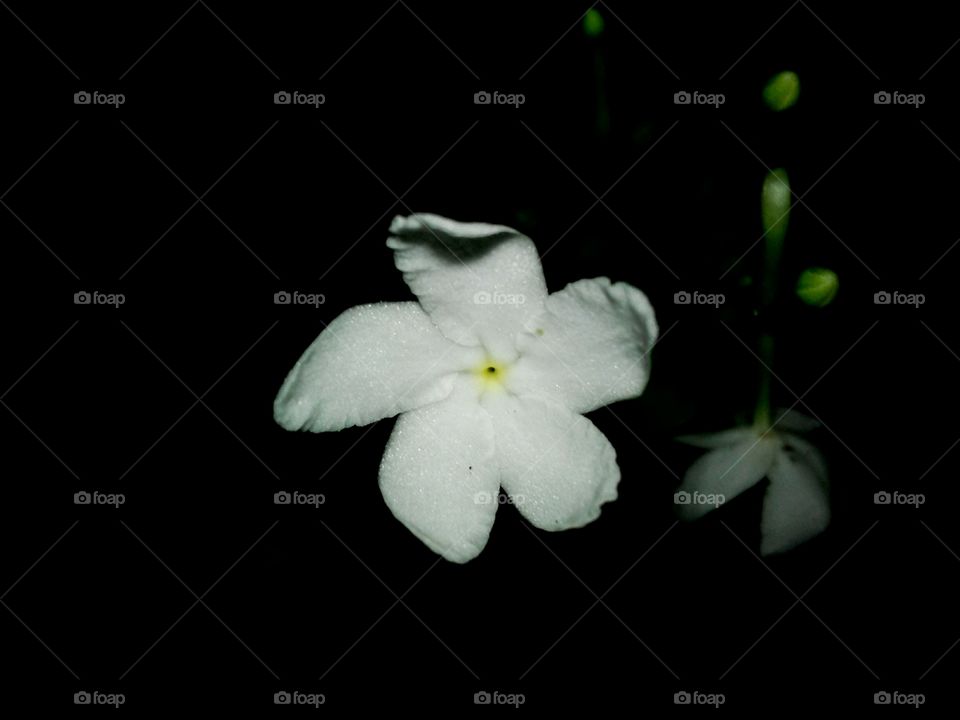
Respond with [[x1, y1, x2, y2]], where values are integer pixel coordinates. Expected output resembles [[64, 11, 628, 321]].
[[275, 213, 658, 562], [676, 410, 830, 555]]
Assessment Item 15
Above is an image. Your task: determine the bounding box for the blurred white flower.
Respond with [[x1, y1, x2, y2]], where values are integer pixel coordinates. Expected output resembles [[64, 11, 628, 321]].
[[275, 213, 657, 562], [676, 410, 829, 555]]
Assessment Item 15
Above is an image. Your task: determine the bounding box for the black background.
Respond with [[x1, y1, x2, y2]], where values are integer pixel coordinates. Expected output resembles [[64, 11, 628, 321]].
[[1, 0, 958, 713]]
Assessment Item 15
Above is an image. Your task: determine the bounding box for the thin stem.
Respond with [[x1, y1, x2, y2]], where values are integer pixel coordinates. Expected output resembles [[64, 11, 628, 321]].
[[753, 333, 774, 431], [755, 169, 789, 430], [761, 222, 783, 307]]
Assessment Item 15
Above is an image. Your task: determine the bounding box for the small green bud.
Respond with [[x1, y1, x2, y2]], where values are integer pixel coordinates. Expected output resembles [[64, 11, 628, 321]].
[[796, 267, 839, 307], [763, 71, 800, 112], [583, 8, 605, 37]]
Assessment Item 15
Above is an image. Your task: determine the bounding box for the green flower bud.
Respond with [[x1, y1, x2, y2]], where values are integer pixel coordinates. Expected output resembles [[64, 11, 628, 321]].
[[763, 71, 800, 112], [583, 8, 605, 37], [796, 267, 839, 307]]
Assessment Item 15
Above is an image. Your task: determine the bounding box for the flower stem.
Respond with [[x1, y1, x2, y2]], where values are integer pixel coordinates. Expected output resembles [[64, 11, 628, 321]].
[[755, 169, 789, 431], [753, 333, 773, 431]]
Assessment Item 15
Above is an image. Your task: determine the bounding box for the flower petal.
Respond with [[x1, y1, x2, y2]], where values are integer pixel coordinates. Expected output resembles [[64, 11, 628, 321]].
[[506, 278, 658, 414], [760, 450, 830, 555], [678, 436, 777, 520], [781, 433, 828, 484], [379, 382, 499, 563], [274, 302, 480, 432], [484, 394, 619, 531], [387, 213, 547, 357], [775, 408, 820, 433]]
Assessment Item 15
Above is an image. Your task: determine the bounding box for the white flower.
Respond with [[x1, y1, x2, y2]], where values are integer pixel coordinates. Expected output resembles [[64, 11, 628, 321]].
[[676, 410, 830, 555], [274, 213, 658, 562]]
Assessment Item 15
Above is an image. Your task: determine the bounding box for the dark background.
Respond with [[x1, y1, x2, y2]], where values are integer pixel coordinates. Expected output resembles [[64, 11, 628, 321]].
[[1, 0, 958, 712]]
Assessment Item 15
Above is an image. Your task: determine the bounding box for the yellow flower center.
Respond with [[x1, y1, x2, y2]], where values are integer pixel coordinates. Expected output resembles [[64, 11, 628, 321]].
[[473, 359, 509, 393]]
